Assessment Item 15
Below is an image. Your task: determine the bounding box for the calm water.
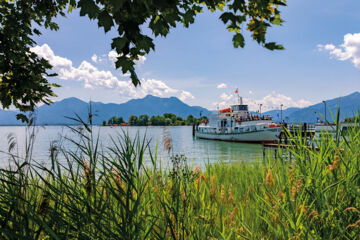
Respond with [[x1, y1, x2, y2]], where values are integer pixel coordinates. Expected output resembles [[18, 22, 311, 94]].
[[0, 126, 263, 168]]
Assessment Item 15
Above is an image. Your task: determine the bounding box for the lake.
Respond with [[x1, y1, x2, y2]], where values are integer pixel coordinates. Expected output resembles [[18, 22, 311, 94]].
[[0, 126, 264, 168]]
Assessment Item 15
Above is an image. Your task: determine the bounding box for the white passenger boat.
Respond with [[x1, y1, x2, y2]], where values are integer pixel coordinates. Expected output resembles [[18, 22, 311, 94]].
[[195, 98, 282, 143]]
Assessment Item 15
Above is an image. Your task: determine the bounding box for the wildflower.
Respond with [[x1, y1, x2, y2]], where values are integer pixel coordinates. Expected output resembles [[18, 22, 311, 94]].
[[265, 168, 274, 187]]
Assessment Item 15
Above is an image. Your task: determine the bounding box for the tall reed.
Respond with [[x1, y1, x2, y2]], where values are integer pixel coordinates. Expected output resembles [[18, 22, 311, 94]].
[[0, 112, 359, 239]]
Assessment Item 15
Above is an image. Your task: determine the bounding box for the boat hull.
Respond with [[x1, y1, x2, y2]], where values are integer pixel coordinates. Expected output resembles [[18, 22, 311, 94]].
[[195, 128, 281, 143]]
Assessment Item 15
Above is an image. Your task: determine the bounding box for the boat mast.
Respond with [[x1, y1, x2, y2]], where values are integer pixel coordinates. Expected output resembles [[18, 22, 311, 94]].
[[235, 88, 242, 105]]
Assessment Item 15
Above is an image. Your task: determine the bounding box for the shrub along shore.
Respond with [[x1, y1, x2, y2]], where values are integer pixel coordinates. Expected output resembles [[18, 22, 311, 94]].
[[1, 117, 360, 239]]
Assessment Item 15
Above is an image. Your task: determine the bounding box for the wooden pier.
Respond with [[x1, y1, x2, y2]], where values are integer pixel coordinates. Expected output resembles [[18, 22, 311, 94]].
[[263, 123, 318, 160], [278, 123, 315, 144]]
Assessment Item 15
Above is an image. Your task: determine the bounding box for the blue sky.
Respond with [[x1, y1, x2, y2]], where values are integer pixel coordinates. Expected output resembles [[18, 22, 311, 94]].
[[31, 0, 360, 111]]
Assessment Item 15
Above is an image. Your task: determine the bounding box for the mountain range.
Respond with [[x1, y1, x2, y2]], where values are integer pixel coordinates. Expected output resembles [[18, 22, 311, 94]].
[[0, 95, 210, 125], [0, 92, 359, 125], [264, 92, 360, 123]]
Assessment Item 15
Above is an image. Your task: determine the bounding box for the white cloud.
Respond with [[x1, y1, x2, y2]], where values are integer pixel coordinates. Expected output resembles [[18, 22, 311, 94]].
[[318, 33, 360, 69], [217, 83, 227, 89], [220, 93, 233, 101], [212, 92, 311, 111], [108, 50, 146, 66], [30, 44, 194, 102], [108, 50, 118, 63], [91, 54, 98, 63]]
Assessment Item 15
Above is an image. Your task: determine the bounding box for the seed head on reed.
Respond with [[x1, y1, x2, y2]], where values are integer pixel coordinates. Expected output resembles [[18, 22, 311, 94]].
[[344, 207, 360, 213], [328, 160, 339, 171], [298, 204, 307, 214], [181, 190, 186, 201], [195, 177, 200, 190], [83, 160, 92, 196], [193, 166, 200, 175], [272, 212, 279, 224], [163, 137, 172, 154], [209, 176, 217, 201], [200, 174, 207, 182], [38, 193, 50, 217], [288, 235, 299, 240], [308, 210, 319, 220], [229, 206, 238, 222], [278, 191, 285, 200], [228, 184, 235, 204], [346, 219, 360, 230], [112, 169, 121, 184], [162, 127, 172, 154], [221, 184, 225, 201], [265, 168, 274, 187], [291, 178, 303, 200], [289, 167, 295, 184], [291, 186, 297, 200]]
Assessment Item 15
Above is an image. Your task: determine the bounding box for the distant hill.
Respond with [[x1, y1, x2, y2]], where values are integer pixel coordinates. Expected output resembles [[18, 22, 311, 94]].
[[0, 95, 210, 125], [263, 92, 360, 123], [1, 92, 359, 125]]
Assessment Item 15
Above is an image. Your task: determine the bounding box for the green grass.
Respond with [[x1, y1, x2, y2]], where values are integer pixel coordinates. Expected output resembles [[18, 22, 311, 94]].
[[1, 115, 360, 239]]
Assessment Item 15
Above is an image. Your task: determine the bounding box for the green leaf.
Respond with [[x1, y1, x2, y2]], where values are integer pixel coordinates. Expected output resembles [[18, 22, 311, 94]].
[[219, 12, 235, 24], [111, 37, 127, 52], [232, 33, 245, 48], [271, 17, 284, 26], [16, 113, 29, 123], [136, 36, 154, 53], [264, 42, 285, 50], [109, 0, 125, 11], [98, 10, 113, 32], [115, 56, 134, 73], [130, 69, 140, 86], [78, 0, 99, 19]]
